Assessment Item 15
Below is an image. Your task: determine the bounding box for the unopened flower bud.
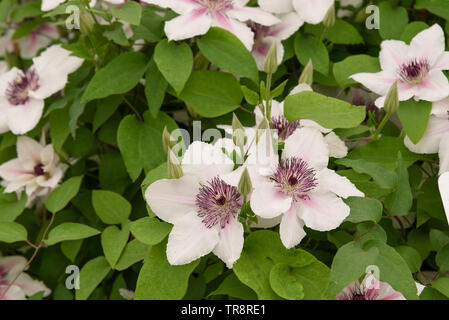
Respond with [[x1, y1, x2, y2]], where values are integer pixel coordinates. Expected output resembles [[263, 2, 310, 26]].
[[298, 59, 313, 86], [167, 148, 183, 179], [264, 42, 278, 74], [383, 81, 399, 114], [162, 126, 176, 154], [256, 118, 270, 144], [79, 12, 94, 35], [323, 4, 336, 29], [238, 168, 252, 197]]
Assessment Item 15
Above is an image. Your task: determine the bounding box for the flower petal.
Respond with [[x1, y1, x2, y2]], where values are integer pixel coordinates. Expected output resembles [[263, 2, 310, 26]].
[[211, 13, 254, 50], [404, 116, 449, 154], [250, 182, 292, 219], [41, 0, 66, 11], [141, 0, 200, 14], [15, 273, 51, 297], [166, 212, 220, 265], [279, 204, 306, 249], [17, 136, 43, 168], [292, 0, 334, 24], [324, 131, 348, 158], [415, 70, 449, 102], [5, 98, 44, 135], [213, 218, 244, 268], [164, 8, 212, 41], [379, 40, 409, 73], [431, 97, 449, 118], [439, 133, 449, 175], [438, 172, 449, 225], [258, 0, 293, 14], [227, 6, 280, 26], [350, 71, 397, 96], [267, 13, 303, 41], [410, 24, 445, 68], [316, 168, 364, 198]]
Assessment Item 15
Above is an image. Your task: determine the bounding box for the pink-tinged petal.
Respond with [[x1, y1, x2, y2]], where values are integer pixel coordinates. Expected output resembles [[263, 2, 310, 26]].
[[211, 14, 254, 50], [316, 168, 364, 198], [182, 141, 234, 182], [292, 0, 334, 24], [267, 12, 303, 41], [17, 136, 43, 168], [30, 45, 83, 99], [279, 204, 306, 249], [336, 280, 359, 300], [350, 71, 397, 96], [0, 285, 26, 300], [141, 0, 201, 14], [36, 166, 64, 189], [434, 52, 449, 70], [379, 40, 409, 73], [5, 98, 44, 135], [0, 256, 28, 281], [439, 172, 449, 225], [0, 67, 21, 95], [0, 159, 30, 182], [164, 8, 212, 41], [283, 127, 329, 171], [297, 190, 350, 231], [15, 273, 51, 297], [227, 6, 280, 26], [252, 37, 284, 71], [166, 212, 220, 265], [404, 116, 449, 154], [374, 280, 406, 300], [415, 70, 449, 102], [324, 132, 348, 158], [250, 182, 292, 219], [18, 25, 59, 60], [212, 218, 244, 268], [439, 133, 449, 175], [145, 175, 200, 224], [245, 128, 279, 175], [41, 0, 66, 11], [258, 0, 293, 14], [410, 24, 445, 67], [431, 98, 449, 118], [40, 145, 56, 168]]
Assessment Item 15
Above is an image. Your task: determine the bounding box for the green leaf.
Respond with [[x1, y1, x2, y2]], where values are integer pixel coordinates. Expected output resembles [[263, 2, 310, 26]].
[[430, 229, 449, 251], [134, 240, 200, 299], [431, 277, 449, 298], [395, 246, 422, 273], [0, 191, 27, 222], [197, 27, 259, 84], [397, 99, 432, 144], [333, 54, 380, 88], [76, 257, 111, 300], [154, 39, 193, 94], [92, 190, 131, 224], [117, 111, 178, 181], [130, 217, 172, 246], [131, 6, 164, 42], [436, 243, 449, 271], [0, 222, 27, 243], [318, 19, 364, 44], [46, 176, 83, 214], [49, 108, 70, 151], [384, 152, 413, 216], [115, 239, 151, 271], [101, 225, 129, 268], [400, 22, 429, 43], [294, 33, 329, 75], [269, 263, 304, 300], [110, 1, 142, 25], [61, 240, 83, 263], [103, 22, 130, 46], [415, 0, 449, 20], [233, 230, 330, 300], [145, 59, 167, 117], [82, 52, 148, 103], [379, 2, 409, 39], [10, 2, 41, 23], [45, 223, 100, 245], [344, 197, 383, 223], [284, 91, 366, 129], [179, 70, 243, 117], [209, 273, 257, 299], [12, 20, 41, 40], [326, 240, 419, 300], [93, 95, 123, 132], [336, 158, 397, 189], [0, 0, 13, 22]]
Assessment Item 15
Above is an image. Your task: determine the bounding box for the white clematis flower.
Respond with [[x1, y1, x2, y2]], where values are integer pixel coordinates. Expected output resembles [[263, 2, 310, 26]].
[[337, 274, 405, 300], [0, 61, 7, 74], [0, 136, 68, 206], [351, 24, 449, 108], [249, 127, 364, 249], [142, 0, 280, 50], [145, 141, 246, 268], [0, 256, 51, 300], [438, 172, 449, 225], [41, 0, 98, 11], [249, 12, 303, 70], [259, 0, 334, 25], [0, 44, 83, 135]]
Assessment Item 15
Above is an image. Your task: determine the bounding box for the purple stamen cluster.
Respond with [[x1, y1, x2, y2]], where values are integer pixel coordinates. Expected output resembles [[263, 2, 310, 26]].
[[271, 157, 317, 201], [199, 0, 234, 11], [196, 177, 241, 229], [6, 69, 40, 106], [398, 58, 430, 85], [33, 164, 45, 176], [271, 115, 301, 141]]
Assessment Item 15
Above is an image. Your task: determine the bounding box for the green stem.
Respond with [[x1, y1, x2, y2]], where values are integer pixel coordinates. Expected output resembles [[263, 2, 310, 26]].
[[372, 111, 392, 140], [265, 73, 273, 128]]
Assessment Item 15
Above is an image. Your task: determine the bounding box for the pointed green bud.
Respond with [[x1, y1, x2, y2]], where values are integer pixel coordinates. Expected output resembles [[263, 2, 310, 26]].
[[79, 12, 94, 35], [162, 126, 177, 154], [232, 113, 246, 147], [264, 42, 278, 74], [383, 81, 399, 114], [238, 168, 252, 197], [298, 59, 314, 86], [167, 148, 183, 179], [323, 4, 336, 29], [256, 118, 270, 144]]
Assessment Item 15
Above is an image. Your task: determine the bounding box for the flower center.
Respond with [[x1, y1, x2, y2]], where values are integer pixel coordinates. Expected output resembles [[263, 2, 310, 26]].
[[199, 0, 234, 11], [271, 116, 301, 141], [351, 294, 367, 300], [398, 58, 430, 85], [33, 163, 45, 176], [196, 177, 241, 228], [6, 69, 40, 106], [271, 157, 317, 201]]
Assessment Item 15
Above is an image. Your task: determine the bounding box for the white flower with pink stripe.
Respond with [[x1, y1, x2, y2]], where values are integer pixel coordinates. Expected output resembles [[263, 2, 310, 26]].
[[337, 274, 405, 300], [142, 0, 280, 50]]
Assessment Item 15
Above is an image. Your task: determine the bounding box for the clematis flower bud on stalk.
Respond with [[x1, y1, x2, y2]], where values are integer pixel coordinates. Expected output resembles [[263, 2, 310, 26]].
[[323, 3, 336, 29], [264, 42, 278, 75], [383, 81, 399, 114], [167, 148, 183, 179], [238, 168, 253, 197], [298, 59, 314, 86]]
